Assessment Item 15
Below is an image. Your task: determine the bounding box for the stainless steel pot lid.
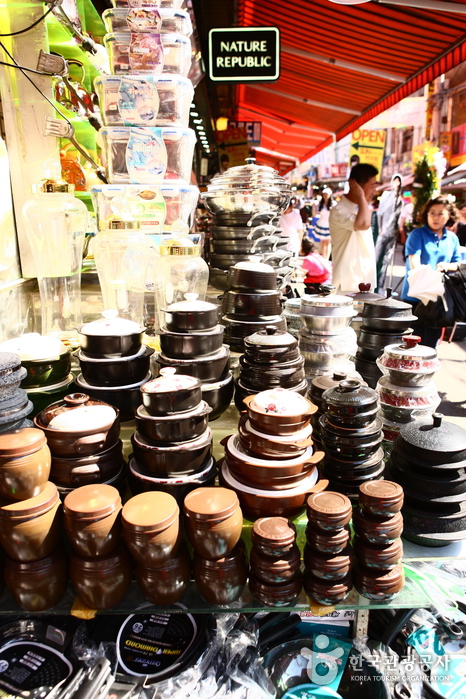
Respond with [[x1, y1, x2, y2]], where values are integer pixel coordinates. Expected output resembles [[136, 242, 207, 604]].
[[301, 293, 354, 309], [245, 326, 297, 347], [346, 283, 384, 303], [378, 335, 438, 361]]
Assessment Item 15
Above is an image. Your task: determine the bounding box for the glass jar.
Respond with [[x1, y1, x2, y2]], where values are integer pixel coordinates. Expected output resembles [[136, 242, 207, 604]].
[[22, 161, 88, 342], [94, 218, 149, 328], [153, 237, 208, 331]]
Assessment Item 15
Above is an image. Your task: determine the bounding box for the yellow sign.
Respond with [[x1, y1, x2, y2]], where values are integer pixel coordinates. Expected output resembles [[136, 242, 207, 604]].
[[215, 126, 250, 169], [349, 129, 386, 175]]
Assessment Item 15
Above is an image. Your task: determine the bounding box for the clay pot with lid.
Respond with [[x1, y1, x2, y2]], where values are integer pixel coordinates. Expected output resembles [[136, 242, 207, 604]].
[[237, 414, 313, 460], [156, 345, 230, 383], [50, 440, 124, 488], [251, 517, 297, 557], [194, 543, 248, 605], [239, 355, 306, 391], [306, 524, 350, 554], [184, 486, 242, 560], [244, 326, 299, 365], [0, 482, 61, 561], [77, 345, 153, 388], [353, 562, 404, 601], [303, 570, 352, 606], [4, 548, 68, 611], [0, 427, 51, 501], [122, 492, 180, 566], [395, 413, 466, 466], [249, 571, 302, 607], [309, 371, 366, 408], [34, 393, 120, 458], [346, 283, 384, 314], [70, 543, 132, 609], [353, 536, 403, 570], [322, 380, 379, 428], [63, 484, 122, 558], [136, 541, 191, 605], [359, 481, 404, 518], [163, 294, 219, 333], [361, 288, 417, 332], [135, 401, 212, 444], [77, 311, 144, 358], [227, 260, 279, 292], [303, 543, 353, 581], [352, 508, 404, 545], [243, 389, 316, 436], [377, 336, 441, 386], [306, 491, 352, 532], [131, 427, 212, 476], [250, 544, 300, 584], [159, 325, 225, 360]]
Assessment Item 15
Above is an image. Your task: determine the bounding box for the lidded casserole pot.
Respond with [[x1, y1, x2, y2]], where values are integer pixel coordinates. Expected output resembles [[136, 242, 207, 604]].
[[322, 379, 379, 427], [361, 288, 417, 332], [300, 289, 357, 335], [377, 335, 441, 386]]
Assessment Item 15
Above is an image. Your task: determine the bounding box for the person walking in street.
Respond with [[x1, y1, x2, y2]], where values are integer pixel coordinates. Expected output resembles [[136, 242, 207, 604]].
[[401, 196, 461, 348], [313, 187, 334, 259], [329, 163, 378, 293], [453, 201, 466, 247], [375, 173, 403, 292], [279, 197, 305, 255]]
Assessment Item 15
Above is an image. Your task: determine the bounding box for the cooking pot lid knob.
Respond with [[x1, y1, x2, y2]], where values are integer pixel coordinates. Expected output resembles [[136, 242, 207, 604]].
[[245, 157, 256, 165], [265, 326, 277, 335], [333, 371, 347, 381], [433, 412, 443, 427], [338, 379, 360, 392], [359, 283, 371, 292], [159, 367, 177, 378], [386, 287, 393, 298], [402, 335, 421, 349], [64, 393, 89, 405], [184, 293, 199, 302]]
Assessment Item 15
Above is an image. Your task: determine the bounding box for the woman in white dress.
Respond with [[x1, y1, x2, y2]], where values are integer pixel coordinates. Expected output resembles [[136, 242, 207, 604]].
[[314, 188, 334, 259]]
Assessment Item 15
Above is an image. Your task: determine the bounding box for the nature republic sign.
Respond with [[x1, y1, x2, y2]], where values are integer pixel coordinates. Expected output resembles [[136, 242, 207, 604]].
[[208, 27, 280, 82]]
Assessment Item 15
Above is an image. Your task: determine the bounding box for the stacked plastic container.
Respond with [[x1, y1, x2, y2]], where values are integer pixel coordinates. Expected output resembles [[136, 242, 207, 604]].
[[92, 2, 198, 242]]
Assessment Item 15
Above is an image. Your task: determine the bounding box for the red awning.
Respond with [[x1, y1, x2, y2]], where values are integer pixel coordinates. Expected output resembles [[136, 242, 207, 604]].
[[236, 0, 466, 170]]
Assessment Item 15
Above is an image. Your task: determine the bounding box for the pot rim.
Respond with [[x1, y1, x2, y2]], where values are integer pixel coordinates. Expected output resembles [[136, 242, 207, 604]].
[[221, 459, 319, 496], [76, 372, 150, 391], [225, 434, 318, 468], [240, 415, 313, 444], [77, 345, 152, 364], [136, 400, 212, 421], [132, 427, 212, 452], [157, 345, 229, 365]]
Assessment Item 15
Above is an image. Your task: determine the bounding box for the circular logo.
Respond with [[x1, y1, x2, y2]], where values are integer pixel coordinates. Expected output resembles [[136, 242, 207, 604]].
[[132, 622, 144, 634], [0, 660, 9, 673]]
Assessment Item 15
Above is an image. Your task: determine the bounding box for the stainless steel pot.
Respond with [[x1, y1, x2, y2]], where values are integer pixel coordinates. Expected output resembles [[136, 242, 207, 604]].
[[300, 313, 356, 335]]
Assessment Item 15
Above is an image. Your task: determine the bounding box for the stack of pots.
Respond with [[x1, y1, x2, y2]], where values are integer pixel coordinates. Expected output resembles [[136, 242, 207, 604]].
[[201, 158, 292, 284], [156, 294, 234, 420], [299, 290, 358, 380], [34, 393, 124, 496], [303, 491, 353, 606], [376, 336, 441, 441], [249, 517, 302, 607], [220, 388, 325, 520], [222, 261, 287, 353], [386, 413, 466, 547], [75, 312, 153, 421], [0, 428, 66, 611], [235, 326, 308, 411], [0, 336, 72, 419], [185, 487, 248, 605], [352, 481, 405, 602], [130, 368, 216, 503], [320, 380, 384, 500], [346, 283, 384, 339], [355, 289, 417, 389], [308, 370, 367, 448], [0, 352, 32, 433]]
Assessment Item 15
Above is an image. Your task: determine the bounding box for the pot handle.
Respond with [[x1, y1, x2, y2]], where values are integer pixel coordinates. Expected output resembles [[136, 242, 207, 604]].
[[307, 478, 329, 494], [242, 395, 254, 407], [219, 435, 233, 447], [304, 450, 325, 465], [70, 464, 101, 483], [74, 433, 106, 455]]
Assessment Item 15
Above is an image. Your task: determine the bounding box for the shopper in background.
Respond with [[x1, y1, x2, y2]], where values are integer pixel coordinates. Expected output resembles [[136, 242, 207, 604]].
[[375, 173, 403, 292], [300, 238, 332, 293], [401, 196, 460, 348], [453, 201, 466, 247], [370, 195, 380, 245], [398, 191, 414, 246], [313, 187, 334, 259], [329, 163, 378, 293], [279, 197, 305, 255]]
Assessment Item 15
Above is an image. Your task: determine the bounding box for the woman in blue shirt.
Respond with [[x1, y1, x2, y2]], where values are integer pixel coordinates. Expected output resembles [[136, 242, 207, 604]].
[[401, 196, 461, 347]]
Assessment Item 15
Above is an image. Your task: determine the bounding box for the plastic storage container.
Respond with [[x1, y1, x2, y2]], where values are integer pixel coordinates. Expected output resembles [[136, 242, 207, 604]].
[[101, 126, 196, 184], [111, 0, 184, 7], [104, 32, 191, 77], [102, 8, 192, 36], [95, 75, 194, 128]]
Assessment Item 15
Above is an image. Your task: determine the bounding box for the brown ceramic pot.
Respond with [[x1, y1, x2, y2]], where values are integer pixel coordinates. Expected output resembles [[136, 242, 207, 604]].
[[136, 542, 191, 605], [249, 571, 302, 606], [63, 484, 122, 558], [353, 535, 403, 570], [193, 543, 248, 605], [0, 482, 61, 562], [358, 481, 404, 518], [251, 517, 297, 557], [305, 524, 350, 555], [303, 570, 352, 606], [306, 491, 352, 533], [4, 548, 68, 611], [122, 492, 180, 566], [250, 544, 301, 584], [184, 487, 243, 560], [352, 508, 404, 545], [353, 562, 404, 601], [242, 393, 316, 436], [69, 543, 133, 609], [303, 543, 353, 581], [0, 428, 51, 501]]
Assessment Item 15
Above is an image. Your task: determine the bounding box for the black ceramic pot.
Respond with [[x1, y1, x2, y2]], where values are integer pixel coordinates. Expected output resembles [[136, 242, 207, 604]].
[[223, 316, 287, 352], [77, 326, 143, 358], [128, 456, 217, 503], [141, 371, 202, 416], [222, 290, 283, 317], [201, 372, 234, 421], [239, 355, 306, 390], [78, 346, 154, 387], [135, 401, 212, 444], [227, 263, 278, 291], [159, 326, 224, 359], [394, 413, 466, 466], [163, 300, 220, 333], [355, 354, 383, 389], [74, 373, 149, 421], [357, 327, 412, 361], [131, 428, 212, 476], [21, 351, 72, 389], [322, 379, 379, 428], [156, 346, 230, 382]]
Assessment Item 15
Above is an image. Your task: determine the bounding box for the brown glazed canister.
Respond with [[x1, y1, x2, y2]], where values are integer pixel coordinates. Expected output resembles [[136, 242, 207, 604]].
[[194, 543, 248, 605], [303, 570, 352, 606], [251, 517, 297, 557], [63, 484, 122, 558], [4, 548, 68, 611], [0, 428, 51, 501], [352, 508, 403, 545], [305, 524, 350, 554], [122, 492, 180, 566], [249, 571, 302, 607], [359, 481, 404, 518], [136, 541, 191, 605], [0, 482, 61, 562], [353, 562, 405, 600], [184, 487, 243, 560], [353, 536, 403, 570], [303, 543, 353, 581], [69, 543, 132, 609], [250, 544, 301, 584], [306, 491, 352, 532]]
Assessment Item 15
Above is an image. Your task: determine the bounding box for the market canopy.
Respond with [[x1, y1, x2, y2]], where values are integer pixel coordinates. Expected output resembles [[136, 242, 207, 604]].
[[235, 0, 466, 168]]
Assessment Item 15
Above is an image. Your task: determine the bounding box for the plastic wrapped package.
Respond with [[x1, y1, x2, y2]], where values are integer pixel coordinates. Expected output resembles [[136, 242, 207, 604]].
[[104, 32, 191, 77], [102, 8, 192, 36], [376, 376, 440, 409], [111, 0, 184, 8]]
